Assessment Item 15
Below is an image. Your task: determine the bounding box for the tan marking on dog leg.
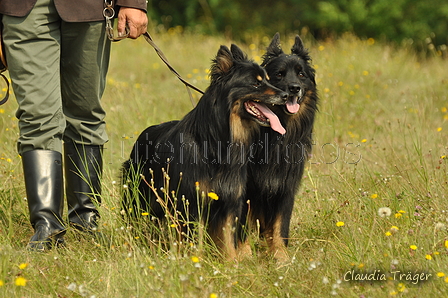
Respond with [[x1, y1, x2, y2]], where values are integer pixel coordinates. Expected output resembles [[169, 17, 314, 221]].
[[211, 214, 237, 261], [237, 239, 253, 261], [265, 216, 289, 263]]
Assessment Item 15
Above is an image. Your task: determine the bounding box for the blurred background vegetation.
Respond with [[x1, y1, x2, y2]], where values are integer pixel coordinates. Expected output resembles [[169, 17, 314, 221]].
[[146, 0, 448, 54]]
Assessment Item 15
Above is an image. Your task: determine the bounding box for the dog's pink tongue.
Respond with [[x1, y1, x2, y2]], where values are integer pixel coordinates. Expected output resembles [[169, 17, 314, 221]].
[[254, 103, 286, 135], [286, 101, 300, 114]]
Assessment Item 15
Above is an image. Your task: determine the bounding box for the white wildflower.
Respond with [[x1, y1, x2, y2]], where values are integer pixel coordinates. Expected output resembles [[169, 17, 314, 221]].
[[378, 207, 392, 217]]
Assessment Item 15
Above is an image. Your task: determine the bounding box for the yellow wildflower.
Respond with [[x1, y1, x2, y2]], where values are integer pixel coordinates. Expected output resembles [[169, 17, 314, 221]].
[[410, 245, 417, 250], [336, 221, 345, 227], [141, 212, 149, 216], [208, 192, 219, 200], [210, 294, 218, 298], [370, 193, 378, 199], [15, 276, 27, 286], [436, 272, 445, 277], [191, 256, 200, 263], [385, 231, 392, 236], [18, 263, 28, 270], [425, 254, 432, 260]]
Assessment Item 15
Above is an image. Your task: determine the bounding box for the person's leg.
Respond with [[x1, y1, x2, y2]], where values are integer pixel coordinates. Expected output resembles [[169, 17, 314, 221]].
[[22, 150, 65, 250], [60, 20, 111, 232], [64, 141, 103, 232], [60, 21, 110, 146], [3, 1, 65, 154], [2, 0, 66, 250]]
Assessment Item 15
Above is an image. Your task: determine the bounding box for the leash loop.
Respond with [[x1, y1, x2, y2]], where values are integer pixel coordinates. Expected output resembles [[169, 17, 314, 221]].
[[104, 0, 129, 41], [0, 73, 9, 105]]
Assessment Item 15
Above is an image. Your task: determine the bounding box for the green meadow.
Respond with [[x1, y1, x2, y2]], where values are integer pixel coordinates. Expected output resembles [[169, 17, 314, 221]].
[[0, 29, 447, 297]]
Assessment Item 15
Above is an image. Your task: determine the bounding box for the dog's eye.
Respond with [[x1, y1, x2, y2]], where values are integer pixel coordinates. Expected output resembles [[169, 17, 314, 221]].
[[298, 72, 306, 78], [276, 72, 283, 78]]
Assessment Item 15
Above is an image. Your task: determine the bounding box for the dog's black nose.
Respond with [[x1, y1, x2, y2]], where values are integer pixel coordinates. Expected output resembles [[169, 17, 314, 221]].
[[289, 84, 301, 94]]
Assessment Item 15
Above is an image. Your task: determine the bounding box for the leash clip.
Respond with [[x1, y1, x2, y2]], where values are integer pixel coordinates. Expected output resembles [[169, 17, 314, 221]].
[[103, 0, 129, 41]]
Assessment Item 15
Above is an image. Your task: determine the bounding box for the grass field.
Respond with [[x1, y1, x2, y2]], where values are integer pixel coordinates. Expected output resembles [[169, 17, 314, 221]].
[[0, 29, 447, 297]]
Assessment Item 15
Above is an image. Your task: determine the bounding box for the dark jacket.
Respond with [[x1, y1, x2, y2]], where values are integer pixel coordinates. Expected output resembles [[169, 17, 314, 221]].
[[0, 0, 147, 22]]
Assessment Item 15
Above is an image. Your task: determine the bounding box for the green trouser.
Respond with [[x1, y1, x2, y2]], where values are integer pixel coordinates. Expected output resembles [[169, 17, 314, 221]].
[[2, 0, 111, 154]]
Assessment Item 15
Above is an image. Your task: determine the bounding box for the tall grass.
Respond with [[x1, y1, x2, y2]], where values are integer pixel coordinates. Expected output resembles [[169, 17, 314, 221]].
[[0, 29, 447, 297]]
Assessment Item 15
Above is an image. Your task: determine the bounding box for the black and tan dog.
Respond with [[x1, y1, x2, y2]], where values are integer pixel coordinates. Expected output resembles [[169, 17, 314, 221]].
[[122, 44, 288, 260], [241, 33, 319, 261]]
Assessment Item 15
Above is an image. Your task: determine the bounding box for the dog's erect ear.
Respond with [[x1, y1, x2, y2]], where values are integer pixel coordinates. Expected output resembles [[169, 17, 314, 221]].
[[261, 32, 284, 67], [210, 45, 234, 82], [291, 35, 305, 55], [230, 44, 247, 62]]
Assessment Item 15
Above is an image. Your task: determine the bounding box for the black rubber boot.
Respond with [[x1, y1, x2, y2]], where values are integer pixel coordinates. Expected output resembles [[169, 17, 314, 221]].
[[64, 141, 103, 233], [22, 150, 66, 251]]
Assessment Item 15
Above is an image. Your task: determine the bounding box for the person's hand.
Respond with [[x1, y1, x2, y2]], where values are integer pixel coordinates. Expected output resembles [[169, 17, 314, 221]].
[[117, 7, 148, 39]]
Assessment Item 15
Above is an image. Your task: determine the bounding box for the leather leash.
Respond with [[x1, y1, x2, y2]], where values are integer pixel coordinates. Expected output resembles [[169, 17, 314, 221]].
[[140, 32, 204, 107], [0, 20, 9, 105], [104, 3, 203, 107], [142, 31, 205, 97], [0, 73, 9, 105]]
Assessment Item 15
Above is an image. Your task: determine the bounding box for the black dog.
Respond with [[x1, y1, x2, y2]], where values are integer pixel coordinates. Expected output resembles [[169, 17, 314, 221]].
[[241, 33, 318, 261], [122, 44, 288, 259]]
